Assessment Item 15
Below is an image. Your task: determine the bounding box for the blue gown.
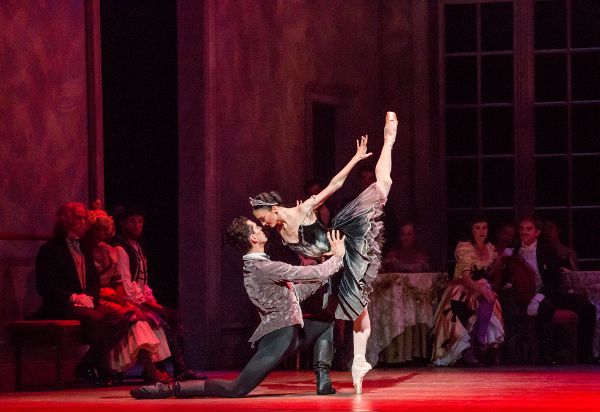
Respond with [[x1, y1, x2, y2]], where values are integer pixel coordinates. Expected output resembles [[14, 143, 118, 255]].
[[284, 183, 386, 320]]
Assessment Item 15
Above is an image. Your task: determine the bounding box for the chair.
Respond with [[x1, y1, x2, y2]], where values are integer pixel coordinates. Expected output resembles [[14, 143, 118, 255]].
[[552, 309, 578, 365], [511, 310, 578, 365]]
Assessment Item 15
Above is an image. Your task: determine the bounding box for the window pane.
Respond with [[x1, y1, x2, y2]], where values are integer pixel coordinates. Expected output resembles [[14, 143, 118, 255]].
[[572, 104, 600, 153], [445, 4, 477, 53], [572, 1, 600, 48], [447, 210, 475, 263], [573, 156, 600, 206], [482, 158, 514, 207], [446, 56, 477, 104], [535, 0, 567, 50], [536, 157, 568, 207], [535, 53, 567, 102], [482, 55, 514, 103], [482, 107, 514, 155], [573, 209, 600, 261], [481, 2, 513, 52], [535, 106, 567, 154], [578, 261, 599, 271], [446, 108, 477, 156], [572, 52, 600, 101], [447, 159, 477, 208]]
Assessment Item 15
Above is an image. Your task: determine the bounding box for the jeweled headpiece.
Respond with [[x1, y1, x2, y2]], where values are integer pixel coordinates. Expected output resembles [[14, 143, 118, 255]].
[[249, 197, 278, 208]]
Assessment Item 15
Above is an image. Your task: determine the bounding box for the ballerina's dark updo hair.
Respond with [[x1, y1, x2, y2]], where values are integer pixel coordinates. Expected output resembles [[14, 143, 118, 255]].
[[250, 191, 283, 211]]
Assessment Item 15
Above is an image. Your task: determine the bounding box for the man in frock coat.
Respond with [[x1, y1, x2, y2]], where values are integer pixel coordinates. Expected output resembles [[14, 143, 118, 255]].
[[511, 214, 596, 364], [34, 202, 130, 386]]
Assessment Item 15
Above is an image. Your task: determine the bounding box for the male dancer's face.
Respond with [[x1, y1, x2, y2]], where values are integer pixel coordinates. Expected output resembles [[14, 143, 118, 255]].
[[247, 220, 268, 246]]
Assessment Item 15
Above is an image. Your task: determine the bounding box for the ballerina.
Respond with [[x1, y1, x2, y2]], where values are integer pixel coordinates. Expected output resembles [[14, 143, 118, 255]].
[[250, 112, 397, 394]]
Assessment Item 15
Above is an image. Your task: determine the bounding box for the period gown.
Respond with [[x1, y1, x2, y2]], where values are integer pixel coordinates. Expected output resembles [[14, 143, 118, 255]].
[[431, 241, 504, 366], [94, 243, 171, 372]]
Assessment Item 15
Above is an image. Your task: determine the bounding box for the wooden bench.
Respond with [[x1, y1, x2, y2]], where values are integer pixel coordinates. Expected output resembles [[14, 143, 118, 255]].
[[5, 320, 84, 391]]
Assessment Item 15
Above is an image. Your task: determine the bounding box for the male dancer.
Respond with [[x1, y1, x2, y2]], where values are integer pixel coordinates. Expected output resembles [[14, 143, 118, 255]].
[[131, 216, 346, 399]]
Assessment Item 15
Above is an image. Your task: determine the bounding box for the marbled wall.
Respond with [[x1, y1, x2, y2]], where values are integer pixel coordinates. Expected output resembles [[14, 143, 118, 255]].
[[0, 1, 90, 339]]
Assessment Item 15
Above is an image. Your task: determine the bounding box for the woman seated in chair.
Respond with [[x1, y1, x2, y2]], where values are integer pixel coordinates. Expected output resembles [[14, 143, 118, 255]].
[[84, 205, 172, 383], [431, 213, 504, 366]]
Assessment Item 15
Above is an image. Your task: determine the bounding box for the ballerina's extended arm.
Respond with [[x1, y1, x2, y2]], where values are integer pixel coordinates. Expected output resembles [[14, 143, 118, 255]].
[[298, 135, 372, 216]]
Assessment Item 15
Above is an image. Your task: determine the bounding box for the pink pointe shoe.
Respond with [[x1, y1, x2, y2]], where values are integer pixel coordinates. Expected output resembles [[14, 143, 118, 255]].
[[384, 111, 397, 146], [351, 354, 372, 395]]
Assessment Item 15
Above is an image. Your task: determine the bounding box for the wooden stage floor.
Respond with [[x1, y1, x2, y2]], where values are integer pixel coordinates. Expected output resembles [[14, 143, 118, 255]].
[[2, 366, 600, 411]]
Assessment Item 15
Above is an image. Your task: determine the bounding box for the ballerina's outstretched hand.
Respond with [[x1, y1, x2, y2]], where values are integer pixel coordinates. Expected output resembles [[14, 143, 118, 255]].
[[298, 135, 373, 217], [354, 135, 373, 162]]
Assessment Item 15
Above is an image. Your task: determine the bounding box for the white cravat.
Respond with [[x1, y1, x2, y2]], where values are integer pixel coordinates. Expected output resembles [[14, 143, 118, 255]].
[[243, 253, 269, 261]]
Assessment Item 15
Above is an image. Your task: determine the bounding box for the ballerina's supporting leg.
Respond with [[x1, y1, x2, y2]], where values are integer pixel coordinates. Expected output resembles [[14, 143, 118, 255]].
[[375, 112, 397, 198], [351, 308, 372, 394]]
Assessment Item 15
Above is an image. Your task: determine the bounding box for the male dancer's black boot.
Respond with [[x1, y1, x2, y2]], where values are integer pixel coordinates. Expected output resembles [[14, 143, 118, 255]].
[[166, 322, 197, 380], [313, 338, 336, 395]]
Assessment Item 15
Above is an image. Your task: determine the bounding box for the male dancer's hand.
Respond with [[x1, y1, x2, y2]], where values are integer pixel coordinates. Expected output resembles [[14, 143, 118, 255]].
[[327, 230, 346, 259]]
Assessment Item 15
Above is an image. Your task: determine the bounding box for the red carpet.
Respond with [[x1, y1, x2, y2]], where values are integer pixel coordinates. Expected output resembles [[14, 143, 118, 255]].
[[2, 367, 600, 411]]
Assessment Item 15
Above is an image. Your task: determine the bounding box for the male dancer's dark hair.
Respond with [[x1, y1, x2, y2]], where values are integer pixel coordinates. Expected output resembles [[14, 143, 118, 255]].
[[226, 216, 253, 253]]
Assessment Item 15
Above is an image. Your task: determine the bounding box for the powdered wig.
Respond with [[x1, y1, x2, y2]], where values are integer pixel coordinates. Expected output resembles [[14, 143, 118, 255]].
[[88, 209, 115, 234]]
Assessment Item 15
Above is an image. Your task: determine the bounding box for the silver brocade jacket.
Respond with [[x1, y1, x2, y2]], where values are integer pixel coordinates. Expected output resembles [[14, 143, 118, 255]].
[[243, 254, 343, 343]]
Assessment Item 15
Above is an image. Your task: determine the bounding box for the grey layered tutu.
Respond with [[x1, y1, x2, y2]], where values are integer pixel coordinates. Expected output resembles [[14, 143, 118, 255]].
[[285, 183, 386, 320]]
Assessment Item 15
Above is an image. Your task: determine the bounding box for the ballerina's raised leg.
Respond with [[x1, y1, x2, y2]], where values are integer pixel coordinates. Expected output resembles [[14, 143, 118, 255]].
[[351, 112, 397, 394]]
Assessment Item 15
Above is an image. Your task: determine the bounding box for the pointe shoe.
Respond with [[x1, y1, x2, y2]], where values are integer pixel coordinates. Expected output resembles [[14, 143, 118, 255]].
[[351, 355, 372, 395], [384, 111, 397, 145]]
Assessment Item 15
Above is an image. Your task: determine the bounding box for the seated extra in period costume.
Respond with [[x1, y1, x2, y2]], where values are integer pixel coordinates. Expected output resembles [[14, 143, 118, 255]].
[[93, 241, 171, 373], [431, 241, 504, 366]]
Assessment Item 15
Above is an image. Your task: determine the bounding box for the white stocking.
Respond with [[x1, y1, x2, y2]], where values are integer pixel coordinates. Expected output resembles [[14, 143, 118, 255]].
[[375, 112, 397, 198]]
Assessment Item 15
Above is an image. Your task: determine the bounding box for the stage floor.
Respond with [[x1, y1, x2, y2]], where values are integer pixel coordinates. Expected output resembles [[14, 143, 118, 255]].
[[2, 366, 600, 411]]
